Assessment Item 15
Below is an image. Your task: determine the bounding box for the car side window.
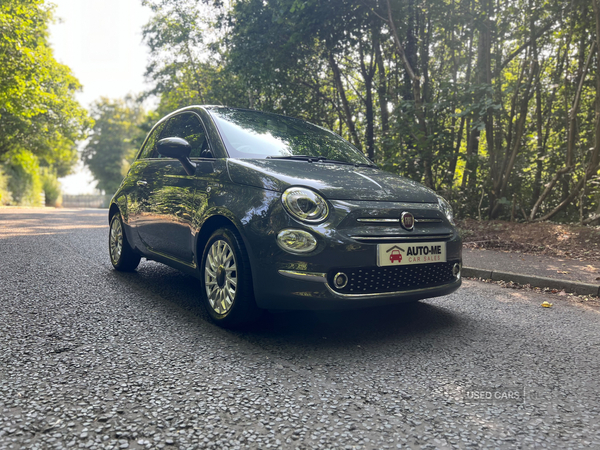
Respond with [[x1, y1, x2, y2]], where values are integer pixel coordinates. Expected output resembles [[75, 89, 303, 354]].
[[138, 122, 166, 159], [160, 113, 211, 158]]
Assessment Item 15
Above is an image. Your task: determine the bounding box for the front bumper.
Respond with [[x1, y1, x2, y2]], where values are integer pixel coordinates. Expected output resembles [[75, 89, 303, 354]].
[[239, 197, 462, 310], [248, 205, 462, 310], [251, 261, 461, 310], [280, 266, 461, 299]]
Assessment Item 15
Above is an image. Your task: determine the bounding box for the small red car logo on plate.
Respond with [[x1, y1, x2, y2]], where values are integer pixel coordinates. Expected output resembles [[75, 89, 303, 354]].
[[389, 250, 402, 263]]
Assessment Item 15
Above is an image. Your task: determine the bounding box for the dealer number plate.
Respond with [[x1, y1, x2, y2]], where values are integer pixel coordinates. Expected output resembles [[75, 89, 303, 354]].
[[377, 242, 446, 267]]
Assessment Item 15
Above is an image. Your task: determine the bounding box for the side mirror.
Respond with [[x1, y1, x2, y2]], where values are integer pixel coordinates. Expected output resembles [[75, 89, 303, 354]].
[[157, 137, 191, 159], [157, 137, 196, 175]]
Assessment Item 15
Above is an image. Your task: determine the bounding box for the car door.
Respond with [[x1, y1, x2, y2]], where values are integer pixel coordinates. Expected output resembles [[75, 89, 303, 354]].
[[135, 112, 218, 266], [126, 121, 166, 251]]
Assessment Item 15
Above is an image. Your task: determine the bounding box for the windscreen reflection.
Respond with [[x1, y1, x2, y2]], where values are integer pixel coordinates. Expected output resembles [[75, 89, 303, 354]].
[[209, 108, 371, 165]]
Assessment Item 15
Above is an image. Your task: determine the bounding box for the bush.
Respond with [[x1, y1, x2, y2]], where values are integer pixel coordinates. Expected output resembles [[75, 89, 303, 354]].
[[4, 149, 43, 206], [40, 168, 63, 207], [0, 167, 12, 205]]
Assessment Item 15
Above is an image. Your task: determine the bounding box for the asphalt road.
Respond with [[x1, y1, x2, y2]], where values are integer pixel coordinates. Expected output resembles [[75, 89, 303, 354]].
[[1, 208, 599, 450]]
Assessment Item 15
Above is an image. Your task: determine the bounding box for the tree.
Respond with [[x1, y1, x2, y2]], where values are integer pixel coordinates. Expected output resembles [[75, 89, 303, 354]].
[[82, 97, 146, 195], [142, 0, 247, 115], [529, 0, 600, 222], [0, 0, 90, 173], [140, 0, 600, 223]]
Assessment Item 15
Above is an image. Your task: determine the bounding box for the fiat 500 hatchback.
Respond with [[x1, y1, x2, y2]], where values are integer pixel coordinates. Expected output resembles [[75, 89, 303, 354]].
[[108, 106, 462, 326]]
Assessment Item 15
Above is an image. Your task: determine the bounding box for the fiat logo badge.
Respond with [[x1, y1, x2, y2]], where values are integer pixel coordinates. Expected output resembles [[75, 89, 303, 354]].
[[401, 212, 414, 230]]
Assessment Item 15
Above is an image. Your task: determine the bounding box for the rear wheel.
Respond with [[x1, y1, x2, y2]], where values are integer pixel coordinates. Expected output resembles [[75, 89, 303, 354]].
[[201, 227, 261, 327], [109, 214, 141, 271]]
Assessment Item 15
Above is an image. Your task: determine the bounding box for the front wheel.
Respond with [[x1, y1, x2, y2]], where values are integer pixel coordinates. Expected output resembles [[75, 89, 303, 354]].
[[109, 214, 141, 271], [201, 227, 261, 327]]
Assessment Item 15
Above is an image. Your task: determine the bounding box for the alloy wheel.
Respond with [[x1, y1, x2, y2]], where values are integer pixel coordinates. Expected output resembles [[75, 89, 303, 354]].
[[109, 217, 123, 264], [204, 239, 238, 315]]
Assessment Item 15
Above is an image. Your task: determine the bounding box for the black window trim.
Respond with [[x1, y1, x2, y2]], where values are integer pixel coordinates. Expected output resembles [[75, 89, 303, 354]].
[[155, 111, 215, 160], [134, 121, 166, 161], [134, 109, 220, 161]]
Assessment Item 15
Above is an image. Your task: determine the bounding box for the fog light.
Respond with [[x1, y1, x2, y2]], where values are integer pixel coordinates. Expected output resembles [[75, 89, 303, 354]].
[[334, 272, 348, 289], [453, 263, 461, 278], [277, 229, 317, 254]]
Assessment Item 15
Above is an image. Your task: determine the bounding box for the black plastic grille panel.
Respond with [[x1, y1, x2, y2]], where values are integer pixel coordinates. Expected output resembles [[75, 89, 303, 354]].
[[328, 261, 457, 294]]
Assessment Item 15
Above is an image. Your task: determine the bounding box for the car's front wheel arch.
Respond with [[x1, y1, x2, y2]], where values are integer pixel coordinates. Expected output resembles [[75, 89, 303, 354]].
[[108, 203, 120, 223], [196, 214, 252, 268]]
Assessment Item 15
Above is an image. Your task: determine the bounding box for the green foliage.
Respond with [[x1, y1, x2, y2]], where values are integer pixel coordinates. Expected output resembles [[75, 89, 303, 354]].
[[82, 97, 146, 195], [140, 0, 600, 223], [4, 149, 42, 206], [0, 0, 90, 177], [0, 166, 11, 205], [40, 167, 62, 207], [142, 0, 247, 114]]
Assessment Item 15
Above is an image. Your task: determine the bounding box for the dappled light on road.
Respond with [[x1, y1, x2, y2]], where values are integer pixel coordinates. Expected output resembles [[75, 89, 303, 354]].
[[0, 208, 107, 239]]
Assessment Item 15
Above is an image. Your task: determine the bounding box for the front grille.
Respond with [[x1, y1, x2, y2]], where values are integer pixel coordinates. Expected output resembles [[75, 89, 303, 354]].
[[349, 233, 452, 243], [328, 261, 458, 294], [356, 217, 443, 224]]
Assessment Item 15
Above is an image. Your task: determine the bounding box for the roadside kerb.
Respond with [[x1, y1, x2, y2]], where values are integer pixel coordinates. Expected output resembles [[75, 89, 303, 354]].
[[463, 267, 600, 297]]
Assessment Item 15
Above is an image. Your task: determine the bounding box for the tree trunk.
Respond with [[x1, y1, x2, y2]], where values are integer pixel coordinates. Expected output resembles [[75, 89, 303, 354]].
[[446, 116, 466, 187], [530, 5, 544, 211], [359, 35, 377, 160], [375, 40, 389, 140], [445, 10, 474, 188], [328, 52, 362, 151], [463, 7, 492, 193]]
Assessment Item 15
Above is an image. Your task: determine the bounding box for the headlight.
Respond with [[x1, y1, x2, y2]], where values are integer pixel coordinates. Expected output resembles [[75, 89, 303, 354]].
[[437, 195, 455, 225], [282, 187, 329, 223], [277, 229, 318, 254]]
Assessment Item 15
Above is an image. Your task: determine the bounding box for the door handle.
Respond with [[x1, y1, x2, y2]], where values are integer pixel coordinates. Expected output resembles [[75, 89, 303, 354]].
[[137, 180, 148, 186]]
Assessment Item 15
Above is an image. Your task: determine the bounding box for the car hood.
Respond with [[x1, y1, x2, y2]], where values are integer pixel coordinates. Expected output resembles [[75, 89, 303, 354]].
[[226, 159, 438, 202]]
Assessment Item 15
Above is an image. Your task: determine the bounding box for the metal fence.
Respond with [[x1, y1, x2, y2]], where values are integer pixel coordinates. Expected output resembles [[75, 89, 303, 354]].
[[62, 194, 110, 208]]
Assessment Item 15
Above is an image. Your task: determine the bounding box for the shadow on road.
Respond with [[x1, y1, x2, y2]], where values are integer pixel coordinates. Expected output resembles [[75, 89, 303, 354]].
[[256, 301, 458, 345], [119, 259, 461, 351]]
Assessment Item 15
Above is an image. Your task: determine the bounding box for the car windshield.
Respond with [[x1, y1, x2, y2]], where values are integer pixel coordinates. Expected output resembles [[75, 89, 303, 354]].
[[209, 108, 372, 165]]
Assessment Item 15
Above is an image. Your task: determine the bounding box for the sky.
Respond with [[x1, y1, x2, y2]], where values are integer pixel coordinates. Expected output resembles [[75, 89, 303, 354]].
[[48, 0, 153, 195]]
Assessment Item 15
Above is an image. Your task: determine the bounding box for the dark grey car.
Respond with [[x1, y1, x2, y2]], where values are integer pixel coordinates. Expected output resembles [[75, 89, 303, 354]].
[[108, 106, 462, 327]]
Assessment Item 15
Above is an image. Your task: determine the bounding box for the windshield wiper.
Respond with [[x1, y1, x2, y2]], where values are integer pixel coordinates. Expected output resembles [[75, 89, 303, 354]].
[[315, 159, 377, 168], [267, 155, 375, 167], [266, 155, 327, 162]]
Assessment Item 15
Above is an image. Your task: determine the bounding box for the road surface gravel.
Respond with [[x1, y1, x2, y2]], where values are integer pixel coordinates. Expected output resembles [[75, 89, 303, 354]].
[[1, 208, 599, 449]]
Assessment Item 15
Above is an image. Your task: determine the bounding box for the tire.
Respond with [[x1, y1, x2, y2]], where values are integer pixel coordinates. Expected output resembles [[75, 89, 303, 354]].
[[200, 227, 261, 327], [109, 213, 141, 272]]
